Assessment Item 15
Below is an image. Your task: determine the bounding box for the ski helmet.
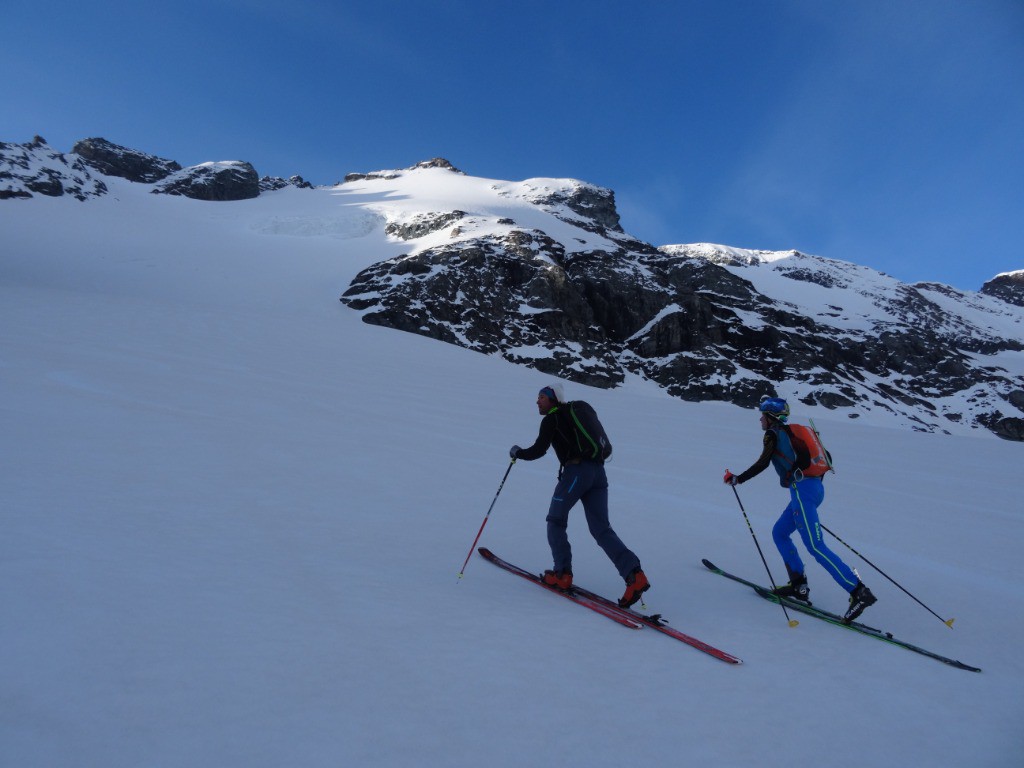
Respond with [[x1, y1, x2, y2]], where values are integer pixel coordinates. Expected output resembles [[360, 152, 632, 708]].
[[759, 397, 790, 422]]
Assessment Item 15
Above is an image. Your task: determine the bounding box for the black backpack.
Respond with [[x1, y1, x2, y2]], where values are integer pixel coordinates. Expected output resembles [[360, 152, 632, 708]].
[[566, 400, 613, 462]]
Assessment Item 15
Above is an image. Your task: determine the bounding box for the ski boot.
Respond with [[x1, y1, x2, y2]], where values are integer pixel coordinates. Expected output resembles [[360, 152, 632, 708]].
[[843, 582, 877, 623], [618, 568, 650, 608]]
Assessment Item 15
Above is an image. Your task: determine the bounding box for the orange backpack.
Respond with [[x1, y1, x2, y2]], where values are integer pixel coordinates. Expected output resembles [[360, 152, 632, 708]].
[[787, 423, 832, 477]]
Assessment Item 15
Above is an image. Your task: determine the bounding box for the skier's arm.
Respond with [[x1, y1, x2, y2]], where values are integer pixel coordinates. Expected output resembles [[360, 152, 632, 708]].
[[513, 414, 556, 461], [736, 430, 776, 484]]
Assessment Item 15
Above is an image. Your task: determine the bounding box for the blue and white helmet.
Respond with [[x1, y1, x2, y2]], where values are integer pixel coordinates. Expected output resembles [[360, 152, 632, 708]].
[[759, 396, 790, 422]]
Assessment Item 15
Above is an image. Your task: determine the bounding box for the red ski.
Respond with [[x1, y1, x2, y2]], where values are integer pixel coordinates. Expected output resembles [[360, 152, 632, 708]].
[[479, 548, 742, 664], [478, 547, 642, 629], [569, 582, 743, 664]]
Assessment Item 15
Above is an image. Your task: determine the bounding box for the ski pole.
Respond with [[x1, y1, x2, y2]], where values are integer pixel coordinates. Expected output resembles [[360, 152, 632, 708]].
[[820, 523, 955, 628], [457, 459, 516, 581], [729, 481, 798, 628]]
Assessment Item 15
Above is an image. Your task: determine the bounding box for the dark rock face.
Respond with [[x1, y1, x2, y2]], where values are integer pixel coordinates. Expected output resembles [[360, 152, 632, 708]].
[[385, 211, 467, 241], [343, 230, 634, 386], [519, 181, 623, 234], [72, 138, 181, 183], [259, 175, 314, 192], [2, 136, 264, 202], [344, 157, 464, 184], [153, 161, 260, 201], [992, 417, 1024, 441], [981, 272, 1024, 307], [341, 206, 1024, 439], [0, 136, 108, 200]]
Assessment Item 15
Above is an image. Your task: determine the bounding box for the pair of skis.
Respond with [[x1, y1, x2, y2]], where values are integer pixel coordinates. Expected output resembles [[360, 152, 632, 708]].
[[702, 559, 981, 673], [478, 547, 743, 664], [477, 548, 981, 672]]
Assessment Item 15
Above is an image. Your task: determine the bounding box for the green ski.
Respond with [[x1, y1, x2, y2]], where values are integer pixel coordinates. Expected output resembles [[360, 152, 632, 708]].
[[702, 558, 981, 673]]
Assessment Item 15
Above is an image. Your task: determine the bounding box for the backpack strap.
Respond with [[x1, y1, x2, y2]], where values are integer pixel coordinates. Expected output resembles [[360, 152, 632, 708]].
[[770, 425, 803, 484], [568, 402, 601, 460]]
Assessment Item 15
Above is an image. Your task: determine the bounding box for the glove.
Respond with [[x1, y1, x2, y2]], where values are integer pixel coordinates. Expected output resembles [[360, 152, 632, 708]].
[[723, 470, 737, 486], [510, 445, 522, 459]]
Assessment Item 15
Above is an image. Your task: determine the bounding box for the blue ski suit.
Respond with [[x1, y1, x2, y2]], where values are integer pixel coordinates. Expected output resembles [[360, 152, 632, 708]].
[[736, 424, 858, 593]]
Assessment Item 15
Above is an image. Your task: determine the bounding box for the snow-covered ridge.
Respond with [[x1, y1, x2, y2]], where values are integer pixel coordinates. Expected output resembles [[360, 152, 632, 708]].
[[3, 134, 1023, 439]]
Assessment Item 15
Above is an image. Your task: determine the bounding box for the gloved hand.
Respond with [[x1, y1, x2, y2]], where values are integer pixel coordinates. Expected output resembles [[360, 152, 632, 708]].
[[723, 470, 737, 486], [510, 445, 522, 459]]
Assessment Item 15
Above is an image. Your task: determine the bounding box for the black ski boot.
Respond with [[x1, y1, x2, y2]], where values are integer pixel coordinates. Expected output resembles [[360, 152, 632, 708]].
[[772, 570, 810, 603], [843, 582, 877, 623]]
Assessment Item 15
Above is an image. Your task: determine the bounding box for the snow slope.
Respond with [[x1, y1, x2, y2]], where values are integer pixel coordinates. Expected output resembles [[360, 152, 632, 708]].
[[1, 177, 1021, 767]]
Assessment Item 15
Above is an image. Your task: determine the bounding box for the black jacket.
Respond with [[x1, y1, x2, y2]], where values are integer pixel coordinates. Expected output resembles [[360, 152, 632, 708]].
[[517, 405, 593, 467], [736, 428, 776, 485]]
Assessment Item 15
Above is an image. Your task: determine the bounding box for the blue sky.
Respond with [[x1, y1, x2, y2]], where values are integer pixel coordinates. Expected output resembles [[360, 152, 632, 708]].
[[4, 0, 1022, 291]]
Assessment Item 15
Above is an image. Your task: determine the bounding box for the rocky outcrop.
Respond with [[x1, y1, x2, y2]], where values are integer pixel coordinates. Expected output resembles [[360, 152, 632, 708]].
[[3, 137, 266, 202], [991, 416, 1024, 441], [385, 211, 467, 241], [259, 175, 314, 192], [71, 138, 181, 183], [981, 271, 1024, 307], [517, 180, 623, 234], [343, 228, 655, 386], [0, 136, 107, 200], [342, 208, 1024, 439], [153, 161, 260, 201], [344, 157, 464, 184]]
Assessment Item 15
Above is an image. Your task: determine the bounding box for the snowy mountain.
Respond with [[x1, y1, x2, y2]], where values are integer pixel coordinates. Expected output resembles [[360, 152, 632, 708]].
[[982, 269, 1024, 307], [2, 135, 1022, 768], [3, 136, 1023, 441]]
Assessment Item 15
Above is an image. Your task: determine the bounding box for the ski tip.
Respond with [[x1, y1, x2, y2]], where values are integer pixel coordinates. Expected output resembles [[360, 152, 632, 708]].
[[701, 558, 717, 570]]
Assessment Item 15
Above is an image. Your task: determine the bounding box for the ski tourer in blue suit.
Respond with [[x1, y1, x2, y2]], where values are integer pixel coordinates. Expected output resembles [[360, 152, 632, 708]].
[[724, 398, 877, 623]]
